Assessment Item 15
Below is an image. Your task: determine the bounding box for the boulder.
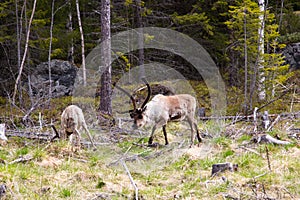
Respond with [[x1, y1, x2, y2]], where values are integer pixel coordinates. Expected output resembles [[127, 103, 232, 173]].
[[30, 60, 78, 97], [283, 42, 300, 70]]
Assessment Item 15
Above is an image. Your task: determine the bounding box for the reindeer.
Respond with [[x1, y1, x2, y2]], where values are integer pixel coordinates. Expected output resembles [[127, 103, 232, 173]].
[[60, 105, 96, 149], [115, 78, 202, 147]]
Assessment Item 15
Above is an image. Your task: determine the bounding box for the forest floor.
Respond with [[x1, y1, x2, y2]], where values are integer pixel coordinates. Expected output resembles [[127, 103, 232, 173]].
[[0, 115, 299, 200]]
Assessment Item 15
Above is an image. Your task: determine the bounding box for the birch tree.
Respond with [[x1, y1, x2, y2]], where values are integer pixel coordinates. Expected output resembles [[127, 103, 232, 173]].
[[76, 0, 87, 86], [67, 0, 74, 63], [48, 0, 55, 99], [225, 0, 288, 110], [257, 0, 266, 101], [12, 0, 37, 104]]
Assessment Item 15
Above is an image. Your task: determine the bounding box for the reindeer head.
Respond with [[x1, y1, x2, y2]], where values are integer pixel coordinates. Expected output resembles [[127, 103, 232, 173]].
[[115, 78, 151, 129]]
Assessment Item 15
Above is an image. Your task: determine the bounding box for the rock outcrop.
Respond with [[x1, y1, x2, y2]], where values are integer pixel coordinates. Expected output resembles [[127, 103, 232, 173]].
[[30, 60, 77, 97]]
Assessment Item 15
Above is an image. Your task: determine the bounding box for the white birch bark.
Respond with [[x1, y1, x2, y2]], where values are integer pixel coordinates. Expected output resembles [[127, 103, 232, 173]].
[[67, 0, 74, 63], [12, 0, 37, 104], [258, 0, 266, 101], [48, 0, 55, 98], [76, 0, 86, 86]]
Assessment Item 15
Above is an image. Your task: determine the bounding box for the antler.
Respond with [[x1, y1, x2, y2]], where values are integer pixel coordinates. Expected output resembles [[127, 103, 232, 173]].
[[114, 83, 137, 112], [141, 78, 151, 109]]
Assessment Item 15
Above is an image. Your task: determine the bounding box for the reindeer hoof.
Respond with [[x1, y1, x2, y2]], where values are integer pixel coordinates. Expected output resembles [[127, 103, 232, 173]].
[[147, 142, 159, 148]]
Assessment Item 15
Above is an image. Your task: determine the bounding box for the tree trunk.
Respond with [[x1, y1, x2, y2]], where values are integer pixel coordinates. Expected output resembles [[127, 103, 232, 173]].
[[67, 0, 74, 63], [244, 7, 248, 114], [258, 0, 265, 101], [278, 0, 284, 32], [99, 0, 112, 116], [76, 0, 87, 86], [48, 0, 55, 99], [15, 0, 21, 78], [12, 0, 37, 104], [136, 0, 145, 80]]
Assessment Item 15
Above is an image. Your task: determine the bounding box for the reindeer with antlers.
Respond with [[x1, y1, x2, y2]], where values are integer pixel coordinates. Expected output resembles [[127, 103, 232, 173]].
[[115, 78, 202, 147]]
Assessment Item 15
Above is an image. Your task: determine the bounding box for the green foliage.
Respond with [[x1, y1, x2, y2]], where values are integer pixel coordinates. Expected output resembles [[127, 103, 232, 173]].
[[172, 12, 213, 37], [278, 32, 300, 44], [16, 147, 29, 156], [225, 0, 262, 58], [212, 136, 231, 148], [96, 178, 106, 189], [60, 188, 71, 198], [51, 48, 65, 59]]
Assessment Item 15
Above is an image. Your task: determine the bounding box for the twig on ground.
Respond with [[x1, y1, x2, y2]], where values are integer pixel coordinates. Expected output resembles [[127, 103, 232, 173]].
[[239, 146, 261, 156], [265, 146, 271, 171], [266, 115, 280, 132], [121, 160, 139, 200], [9, 154, 34, 164], [252, 172, 268, 180]]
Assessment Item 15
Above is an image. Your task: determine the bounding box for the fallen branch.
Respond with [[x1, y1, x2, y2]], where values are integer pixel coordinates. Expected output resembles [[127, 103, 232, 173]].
[[256, 88, 291, 112], [239, 146, 261, 156], [266, 115, 280, 132], [9, 154, 34, 164], [251, 134, 291, 145], [121, 160, 139, 200]]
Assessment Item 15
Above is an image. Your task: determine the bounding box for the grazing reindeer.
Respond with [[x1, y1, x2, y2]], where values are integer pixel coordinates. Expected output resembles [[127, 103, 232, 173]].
[[60, 105, 96, 149], [115, 78, 202, 147]]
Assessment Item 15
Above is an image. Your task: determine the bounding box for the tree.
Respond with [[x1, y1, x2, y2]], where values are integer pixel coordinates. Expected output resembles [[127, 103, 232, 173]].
[[12, 0, 37, 104], [67, 0, 74, 63], [257, 0, 266, 101], [48, 0, 55, 99], [136, 0, 145, 80], [225, 0, 289, 110], [99, 0, 112, 116], [76, 0, 87, 86]]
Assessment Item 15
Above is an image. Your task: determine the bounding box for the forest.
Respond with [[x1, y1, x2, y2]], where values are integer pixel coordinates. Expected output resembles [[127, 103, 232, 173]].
[[0, 0, 299, 199]]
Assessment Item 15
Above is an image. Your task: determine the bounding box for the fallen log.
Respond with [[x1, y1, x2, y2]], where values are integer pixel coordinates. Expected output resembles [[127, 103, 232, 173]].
[[5, 130, 53, 141], [251, 134, 291, 145]]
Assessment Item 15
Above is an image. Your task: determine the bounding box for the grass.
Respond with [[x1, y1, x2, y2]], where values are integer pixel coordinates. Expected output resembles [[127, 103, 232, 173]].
[[0, 120, 299, 199]]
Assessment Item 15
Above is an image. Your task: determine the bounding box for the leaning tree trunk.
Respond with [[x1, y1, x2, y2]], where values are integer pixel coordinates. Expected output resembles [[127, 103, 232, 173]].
[[67, 0, 74, 63], [76, 0, 87, 86], [99, 0, 112, 117], [12, 0, 37, 104], [48, 0, 55, 99]]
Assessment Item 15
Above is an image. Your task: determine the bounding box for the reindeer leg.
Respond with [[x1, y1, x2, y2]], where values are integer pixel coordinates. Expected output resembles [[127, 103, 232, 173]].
[[83, 124, 96, 149], [148, 125, 157, 146], [74, 128, 81, 149], [194, 122, 202, 146], [187, 118, 195, 148], [162, 125, 169, 145], [68, 133, 74, 152]]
